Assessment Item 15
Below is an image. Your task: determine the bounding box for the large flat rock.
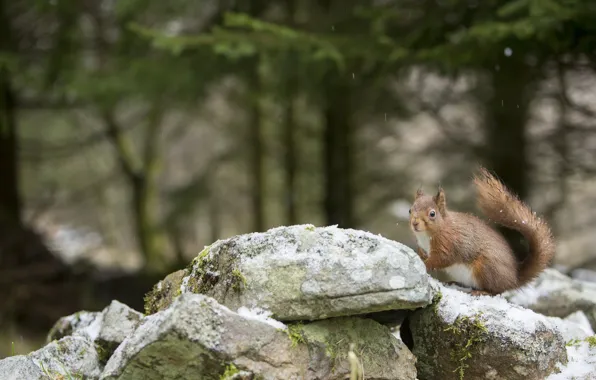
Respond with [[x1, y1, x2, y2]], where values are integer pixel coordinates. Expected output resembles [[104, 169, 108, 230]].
[[409, 281, 568, 380], [145, 225, 434, 321], [102, 293, 417, 380]]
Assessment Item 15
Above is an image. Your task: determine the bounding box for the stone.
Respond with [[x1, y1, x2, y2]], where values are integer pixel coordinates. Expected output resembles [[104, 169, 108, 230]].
[[144, 225, 434, 321], [46, 300, 143, 365], [0, 356, 46, 380], [0, 336, 103, 380], [504, 269, 596, 330], [570, 268, 596, 283], [101, 293, 416, 380], [46, 310, 99, 342], [30, 336, 103, 379], [409, 281, 567, 380]]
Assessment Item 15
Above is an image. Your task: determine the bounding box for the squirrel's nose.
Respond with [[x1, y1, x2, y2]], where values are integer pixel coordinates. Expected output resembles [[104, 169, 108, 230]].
[[412, 220, 419, 228]]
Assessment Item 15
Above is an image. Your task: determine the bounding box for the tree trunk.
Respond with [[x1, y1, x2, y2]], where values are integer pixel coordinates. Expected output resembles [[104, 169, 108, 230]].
[[130, 174, 165, 272], [282, 0, 298, 226], [282, 73, 298, 225], [484, 61, 535, 200], [247, 57, 265, 232], [323, 75, 354, 227], [102, 109, 166, 272], [0, 68, 20, 224]]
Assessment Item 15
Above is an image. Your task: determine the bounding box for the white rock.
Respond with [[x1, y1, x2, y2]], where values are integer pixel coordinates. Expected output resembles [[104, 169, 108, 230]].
[[410, 280, 568, 380], [152, 225, 434, 321]]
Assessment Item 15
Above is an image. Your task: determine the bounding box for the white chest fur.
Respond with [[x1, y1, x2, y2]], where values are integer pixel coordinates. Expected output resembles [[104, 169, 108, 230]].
[[414, 231, 431, 255], [443, 263, 479, 289]]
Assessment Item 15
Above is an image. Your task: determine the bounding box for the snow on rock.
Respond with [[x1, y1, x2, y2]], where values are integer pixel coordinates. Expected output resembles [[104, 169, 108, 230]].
[[409, 280, 567, 380], [504, 268, 596, 331], [547, 339, 596, 380], [144, 224, 435, 321], [543, 310, 595, 342], [46, 300, 143, 364], [100, 292, 416, 380], [236, 306, 287, 330]]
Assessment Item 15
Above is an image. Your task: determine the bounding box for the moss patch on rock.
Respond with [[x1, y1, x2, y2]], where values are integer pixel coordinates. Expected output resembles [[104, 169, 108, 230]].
[[286, 323, 306, 347], [184, 243, 247, 297], [443, 313, 488, 380], [144, 242, 250, 315], [144, 269, 186, 315], [219, 363, 239, 379]]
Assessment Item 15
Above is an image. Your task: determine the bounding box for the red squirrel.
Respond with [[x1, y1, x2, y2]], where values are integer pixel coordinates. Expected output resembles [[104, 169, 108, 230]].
[[408, 167, 555, 295]]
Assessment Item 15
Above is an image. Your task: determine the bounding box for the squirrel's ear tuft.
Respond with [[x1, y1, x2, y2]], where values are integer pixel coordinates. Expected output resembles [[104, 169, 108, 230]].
[[434, 186, 447, 215], [415, 187, 424, 199]]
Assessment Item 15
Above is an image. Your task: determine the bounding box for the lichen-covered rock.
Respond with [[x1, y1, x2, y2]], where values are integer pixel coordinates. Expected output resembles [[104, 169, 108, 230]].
[[504, 269, 596, 330], [30, 336, 103, 379], [0, 336, 103, 379], [145, 225, 434, 321], [547, 337, 596, 380], [299, 317, 417, 380], [46, 310, 99, 342], [101, 293, 416, 380], [47, 300, 143, 365], [0, 356, 46, 380], [410, 282, 567, 380]]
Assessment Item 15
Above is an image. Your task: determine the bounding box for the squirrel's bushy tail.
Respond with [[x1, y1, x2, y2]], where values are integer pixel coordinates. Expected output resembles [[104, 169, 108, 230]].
[[473, 167, 556, 287]]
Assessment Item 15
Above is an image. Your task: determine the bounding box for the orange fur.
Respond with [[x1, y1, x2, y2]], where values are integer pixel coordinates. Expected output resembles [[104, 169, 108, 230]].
[[408, 167, 555, 294]]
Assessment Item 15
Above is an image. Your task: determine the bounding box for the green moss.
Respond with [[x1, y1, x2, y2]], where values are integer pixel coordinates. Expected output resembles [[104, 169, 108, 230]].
[[95, 343, 111, 365], [432, 290, 443, 315], [219, 363, 239, 379], [566, 338, 581, 347], [231, 269, 247, 292], [443, 313, 488, 380], [305, 224, 315, 231], [286, 323, 306, 347], [143, 270, 186, 315], [567, 335, 596, 348], [186, 243, 247, 297]]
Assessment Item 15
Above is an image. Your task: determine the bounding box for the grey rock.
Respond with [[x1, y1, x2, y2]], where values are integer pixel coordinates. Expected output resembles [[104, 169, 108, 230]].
[[29, 336, 103, 379], [47, 310, 99, 342], [47, 300, 143, 365], [92, 300, 143, 363], [570, 268, 596, 283], [504, 268, 596, 330], [145, 225, 434, 321], [0, 336, 102, 379], [0, 356, 46, 380], [410, 281, 567, 380], [101, 293, 416, 380]]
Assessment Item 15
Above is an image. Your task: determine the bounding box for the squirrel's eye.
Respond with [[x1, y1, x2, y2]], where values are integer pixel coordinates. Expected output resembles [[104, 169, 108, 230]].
[[429, 210, 436, 218], [408, 209, 411, 214]]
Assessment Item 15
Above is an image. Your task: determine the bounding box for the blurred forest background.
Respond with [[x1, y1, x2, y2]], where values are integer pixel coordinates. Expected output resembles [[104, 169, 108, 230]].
[[2, 0, 596, 357]]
